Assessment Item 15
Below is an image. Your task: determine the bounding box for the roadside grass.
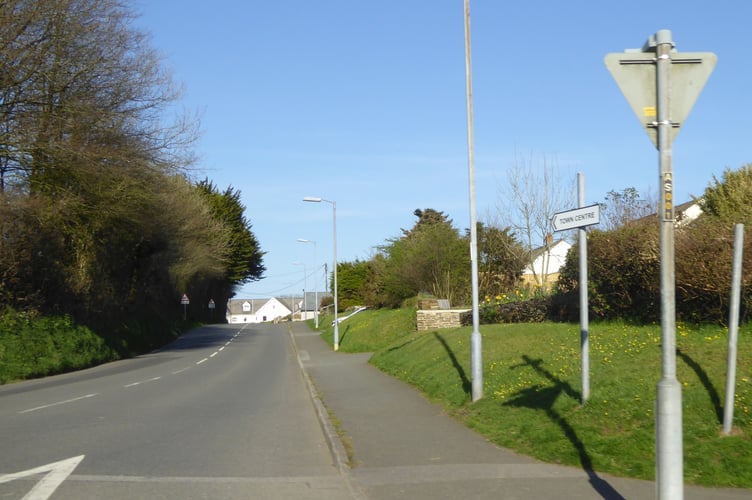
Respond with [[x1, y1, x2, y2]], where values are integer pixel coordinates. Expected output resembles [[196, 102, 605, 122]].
[[317, 309, 752, 488], [0, 311, 119, 384], [313, 307, 415, 352]]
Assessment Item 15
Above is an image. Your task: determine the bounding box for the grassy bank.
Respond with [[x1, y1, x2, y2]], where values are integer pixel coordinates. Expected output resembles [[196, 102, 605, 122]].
[[315, 308, 752, 488]]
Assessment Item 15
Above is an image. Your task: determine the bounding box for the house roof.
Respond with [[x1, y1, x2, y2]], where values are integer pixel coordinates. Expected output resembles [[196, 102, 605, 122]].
[[226, 297, 304, 316]]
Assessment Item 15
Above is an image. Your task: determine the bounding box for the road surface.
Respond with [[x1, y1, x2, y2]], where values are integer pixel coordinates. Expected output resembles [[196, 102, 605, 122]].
[[0, 323, 353, 499]]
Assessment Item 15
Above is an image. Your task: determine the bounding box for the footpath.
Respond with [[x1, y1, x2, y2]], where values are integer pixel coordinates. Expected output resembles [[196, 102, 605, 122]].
[[290, 322, 751, 500]]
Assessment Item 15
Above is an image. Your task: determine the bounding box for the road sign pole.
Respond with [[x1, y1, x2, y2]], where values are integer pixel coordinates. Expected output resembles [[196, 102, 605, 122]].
[[578, 173, 590, 404], [653, 29, 683, 500], [607, 30, 715, 499]]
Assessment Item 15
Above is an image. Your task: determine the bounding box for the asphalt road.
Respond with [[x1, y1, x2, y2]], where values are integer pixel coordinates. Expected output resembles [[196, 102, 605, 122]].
[[0, 323, 353, 499]]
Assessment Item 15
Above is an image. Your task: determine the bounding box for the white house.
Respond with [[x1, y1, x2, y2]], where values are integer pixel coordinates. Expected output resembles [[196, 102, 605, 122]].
[[226, 298, 292, 324], [522, 239, 572, 287]]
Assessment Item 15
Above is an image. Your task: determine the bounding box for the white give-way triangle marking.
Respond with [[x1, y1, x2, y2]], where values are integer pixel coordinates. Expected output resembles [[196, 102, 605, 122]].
[[0, 455, 84, 500]]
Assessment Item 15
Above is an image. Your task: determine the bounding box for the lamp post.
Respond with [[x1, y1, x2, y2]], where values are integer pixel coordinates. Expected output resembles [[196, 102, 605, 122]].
[[292, 262, 306, 321], [463, 0, 482, 401], [297, 238, 318, 328], [303, 197, 339, 350]]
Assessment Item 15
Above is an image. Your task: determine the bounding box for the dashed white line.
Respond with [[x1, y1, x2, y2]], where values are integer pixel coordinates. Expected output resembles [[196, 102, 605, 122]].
[[197, 358, 208, 365], [124, 376, 161, 388], [19, 394, 98, 414]]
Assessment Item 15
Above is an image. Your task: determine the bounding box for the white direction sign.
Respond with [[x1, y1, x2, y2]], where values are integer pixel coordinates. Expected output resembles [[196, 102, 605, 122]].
[[552, 204, 600, 232]]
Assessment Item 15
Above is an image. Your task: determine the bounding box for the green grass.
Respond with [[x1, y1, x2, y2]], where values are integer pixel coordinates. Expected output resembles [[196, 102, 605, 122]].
[[0, 310, 120, 383], [313, 306, 416, 352], [317, 309, 752, 488]]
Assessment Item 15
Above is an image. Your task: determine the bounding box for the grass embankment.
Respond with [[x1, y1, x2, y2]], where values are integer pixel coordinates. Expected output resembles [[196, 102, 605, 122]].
[[314, 308, 752, 488], [0, 311, 118, 384], [0, 309, 189, 384]]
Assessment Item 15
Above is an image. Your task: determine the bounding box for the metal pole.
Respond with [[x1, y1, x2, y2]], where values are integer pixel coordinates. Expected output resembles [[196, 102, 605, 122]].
[[463, 0, 482, 402], [332, 201, 339, 351], [578, 173, 590, 403], [313, 241, 319, 328], [303, 264, 307, 321], [723, 224, 744, 434], [653, 29, 683, 500]]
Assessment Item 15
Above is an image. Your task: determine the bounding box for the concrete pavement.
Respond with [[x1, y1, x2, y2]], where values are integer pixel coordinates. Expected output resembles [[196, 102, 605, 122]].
[[289, 322, 751, 500]]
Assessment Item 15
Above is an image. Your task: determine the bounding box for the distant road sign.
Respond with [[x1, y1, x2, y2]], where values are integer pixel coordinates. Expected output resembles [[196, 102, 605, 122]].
[[552, 204, 601, 232], [181, 294, 190, 305]]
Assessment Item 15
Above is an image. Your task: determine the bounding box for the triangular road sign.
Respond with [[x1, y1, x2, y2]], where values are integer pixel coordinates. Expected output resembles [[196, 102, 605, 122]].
[[605, 51, 716, 148]]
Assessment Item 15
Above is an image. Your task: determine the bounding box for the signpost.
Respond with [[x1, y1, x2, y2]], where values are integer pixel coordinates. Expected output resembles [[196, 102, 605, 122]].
[[553, 175, 598, 403], [208, 299, 215, 321], [181, 293, 189, 320], [606, 29, 716, 500]]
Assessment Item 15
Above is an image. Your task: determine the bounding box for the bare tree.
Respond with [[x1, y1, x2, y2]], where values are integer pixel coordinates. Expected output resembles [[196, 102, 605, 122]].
[[496, 152, 575, 291], [599, 187, 656, 231]]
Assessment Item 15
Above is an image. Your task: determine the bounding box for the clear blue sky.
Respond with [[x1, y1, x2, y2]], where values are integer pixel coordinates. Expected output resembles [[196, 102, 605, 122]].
[[135, 1, 752, 300]]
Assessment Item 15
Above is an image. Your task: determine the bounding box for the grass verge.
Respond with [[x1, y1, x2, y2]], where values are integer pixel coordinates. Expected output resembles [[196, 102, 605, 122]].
[[317, 309, 752, 488]]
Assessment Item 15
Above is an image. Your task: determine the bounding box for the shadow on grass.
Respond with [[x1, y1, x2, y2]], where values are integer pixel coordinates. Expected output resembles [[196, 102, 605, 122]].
[[338, 324, 351, 346], [434, 332, 472, 396], [504, 355, 625, 500], [677, 348, 723, 423]]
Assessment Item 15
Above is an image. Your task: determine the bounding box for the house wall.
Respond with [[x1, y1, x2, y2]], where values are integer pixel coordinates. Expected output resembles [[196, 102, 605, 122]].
[[254, 298, 290, 323], [522, 241, 571, 286]]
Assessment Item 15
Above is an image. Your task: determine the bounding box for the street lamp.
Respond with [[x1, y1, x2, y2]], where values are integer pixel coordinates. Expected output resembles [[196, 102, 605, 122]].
[[297, 238, 318, 328], [292, 262, 306, 321], [303, 196, 339, 351]]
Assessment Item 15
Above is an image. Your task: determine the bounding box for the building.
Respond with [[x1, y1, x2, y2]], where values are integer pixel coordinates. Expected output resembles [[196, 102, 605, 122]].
[[521, 239, 572, 288], [226, 298, 292, 324]]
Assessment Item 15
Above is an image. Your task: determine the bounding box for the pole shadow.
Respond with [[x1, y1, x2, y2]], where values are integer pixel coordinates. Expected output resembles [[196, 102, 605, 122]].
[[434, 332, 472, 395], [677, 348, 723, 423], [504, 355, 625, 500], [338, 324, 350, 346]]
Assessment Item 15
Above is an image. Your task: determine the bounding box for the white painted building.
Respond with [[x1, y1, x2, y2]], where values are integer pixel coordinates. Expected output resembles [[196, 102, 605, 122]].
[[522, 239, 572, 287], [226, 298, 292, 324]]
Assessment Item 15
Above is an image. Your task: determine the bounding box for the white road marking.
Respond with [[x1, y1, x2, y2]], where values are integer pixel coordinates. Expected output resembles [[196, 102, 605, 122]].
[[210, 352, 218, 358], [172, 367, 190, 375], [123, 376, 161, 388], [18, 394, 98, 414], [0, 455, 84, 500], [197, 358, 208, 365]]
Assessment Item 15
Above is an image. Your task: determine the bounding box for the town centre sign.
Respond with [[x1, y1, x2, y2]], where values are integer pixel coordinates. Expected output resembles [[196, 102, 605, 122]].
[[551, 204, 601, 232]]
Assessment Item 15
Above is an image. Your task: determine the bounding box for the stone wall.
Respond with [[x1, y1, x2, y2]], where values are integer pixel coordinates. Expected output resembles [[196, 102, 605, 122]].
[[416, 309, 471, 331]]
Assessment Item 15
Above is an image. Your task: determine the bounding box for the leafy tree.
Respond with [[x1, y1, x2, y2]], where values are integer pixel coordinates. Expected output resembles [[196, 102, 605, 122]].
[[336, 260, 372, 308], [0, 0, 245, 349], [378, 209, 470, 307], [475, 222, 526, 298], [196, 180, 265, 285], [698, 164, 752, 222]]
